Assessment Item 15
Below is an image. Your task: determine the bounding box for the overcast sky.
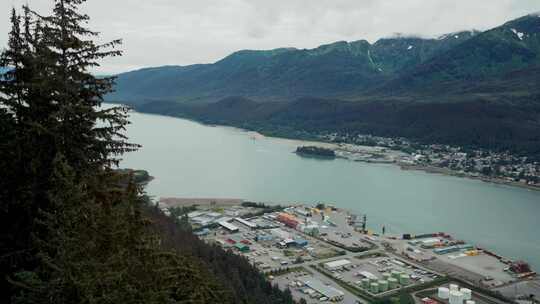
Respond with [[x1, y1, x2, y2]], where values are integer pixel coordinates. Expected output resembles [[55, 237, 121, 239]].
[[2, 0, 540, 74]]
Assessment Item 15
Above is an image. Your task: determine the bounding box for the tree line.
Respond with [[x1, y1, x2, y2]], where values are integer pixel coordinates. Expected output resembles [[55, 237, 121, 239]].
[[0, 1, 295, 303]]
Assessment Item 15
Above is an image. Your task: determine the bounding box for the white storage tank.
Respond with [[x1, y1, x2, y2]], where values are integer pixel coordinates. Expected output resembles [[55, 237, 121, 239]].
[[378, 280, 389, 292], [449, 284, 459, 292], [438, 287, 450, 299], [370, 282, 379, 294], [466, 301, 475, 304], [460, 288, 472, 300], [399, 274, 410, 285], [449, 290, 464, 304], [388, 278, 398, 289], [361, 278, 370, 289]]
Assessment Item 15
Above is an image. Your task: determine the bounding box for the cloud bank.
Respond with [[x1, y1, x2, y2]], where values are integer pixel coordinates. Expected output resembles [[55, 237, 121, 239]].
[[2, 0, 540, 73]]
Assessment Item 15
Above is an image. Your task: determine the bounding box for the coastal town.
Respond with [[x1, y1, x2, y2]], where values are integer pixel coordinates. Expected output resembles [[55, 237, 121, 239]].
[[307, 133, 540, 190], [157, 198, 540, 304]]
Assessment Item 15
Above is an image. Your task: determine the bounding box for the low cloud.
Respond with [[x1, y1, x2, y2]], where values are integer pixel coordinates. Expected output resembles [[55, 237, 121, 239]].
[[1, 0, 540, 73]]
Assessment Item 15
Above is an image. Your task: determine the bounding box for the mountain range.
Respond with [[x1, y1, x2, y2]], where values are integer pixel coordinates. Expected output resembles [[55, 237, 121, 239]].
[[108, 30, 481, 104], [107, 14, 540, 157]]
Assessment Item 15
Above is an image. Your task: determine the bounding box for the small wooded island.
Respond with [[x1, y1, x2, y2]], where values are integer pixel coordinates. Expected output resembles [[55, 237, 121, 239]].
[[295, 146, 336, 158], [115, 169, 154, 184]]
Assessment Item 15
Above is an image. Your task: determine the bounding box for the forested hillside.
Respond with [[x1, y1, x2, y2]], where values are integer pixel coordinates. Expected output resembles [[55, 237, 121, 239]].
[[136, 94, 540, 159], [381, 14, 540, 94], [108, 13, 540, 158], [106, 30, 478, 104], [0, 2, 295, 303], [145, 206, 296, 304], [107, 15, 540, 104]]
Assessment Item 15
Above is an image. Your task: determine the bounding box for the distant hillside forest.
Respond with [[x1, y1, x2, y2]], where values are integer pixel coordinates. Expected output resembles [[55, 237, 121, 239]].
[[134, 95, 540, 160], [296, 146, 336, 158], [107, 13, 540, 159], [0, 2, 295, 303]]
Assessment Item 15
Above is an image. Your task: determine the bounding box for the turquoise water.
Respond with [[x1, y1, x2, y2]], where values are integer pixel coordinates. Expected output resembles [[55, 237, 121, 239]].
[[120, 109, 540, 271]]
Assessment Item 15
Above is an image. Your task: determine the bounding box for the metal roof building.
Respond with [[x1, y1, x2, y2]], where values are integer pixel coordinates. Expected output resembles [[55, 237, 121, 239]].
[[187, 211, 205, 218], [294, 239, 308, 247], [218, 221, 239, 232], [234, 217, 257, 229], [324, 259, 352, 270], [303, 278, 344, 301], [234, 243, 250, 252]]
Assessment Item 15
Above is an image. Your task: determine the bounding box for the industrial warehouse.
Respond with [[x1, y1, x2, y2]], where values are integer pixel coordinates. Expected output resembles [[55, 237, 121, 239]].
[[303, 278, 345, 302], [156, 200, 539, 304]]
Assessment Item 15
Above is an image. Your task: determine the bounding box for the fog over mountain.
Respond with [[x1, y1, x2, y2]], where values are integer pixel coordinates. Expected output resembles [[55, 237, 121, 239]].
[[107, 13, 540, 160], [2, 0, 540, 73]]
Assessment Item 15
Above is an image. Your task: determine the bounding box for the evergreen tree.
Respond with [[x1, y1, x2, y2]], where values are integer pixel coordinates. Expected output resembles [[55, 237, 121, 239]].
[[10, 157, 229, 303], [1, 1, 298, 303], [0, 8, 47, 299], [30, 0, 137, 171], [1, 1, 231, 303]]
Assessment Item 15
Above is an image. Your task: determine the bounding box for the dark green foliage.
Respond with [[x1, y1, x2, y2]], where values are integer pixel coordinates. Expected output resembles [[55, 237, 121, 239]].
[[107, 15, 540, 105], [370, 31, 479, 75], [295, 146, 336, 158], [10, 158, 228, 304], [108, 14, 540, 159], [382, 15, 540, 94], [115, 168, 153, 184], [106, 30, 481, 104], [1, 2, 298, 303], [145, 206, 296, 304], [241, 201, 269, 208], [315, 203, 326, 210], [240, 202, 284, 216], [370, 292, 415, 304], [0, 1, 253, 303], [134, 94, 540, 160]]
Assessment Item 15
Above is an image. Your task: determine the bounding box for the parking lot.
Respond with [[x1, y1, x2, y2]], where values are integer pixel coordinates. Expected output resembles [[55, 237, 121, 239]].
[[495, 278, 540, 301], [186, 203, 535, 304], [318, 255, 440, 296], [415, 282, 510, 304], [201, 212, 345, 271], [385, 234, 519, 288], [272, 269, 365, 304], [295, 207, 374, 250]]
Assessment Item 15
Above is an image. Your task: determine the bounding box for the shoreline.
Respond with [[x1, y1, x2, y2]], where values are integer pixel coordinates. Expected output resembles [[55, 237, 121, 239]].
[[117, 103, 540, 193], [162, 198, 538, 292], [399, 164, 540, 192], [231, 125, 540, 193]]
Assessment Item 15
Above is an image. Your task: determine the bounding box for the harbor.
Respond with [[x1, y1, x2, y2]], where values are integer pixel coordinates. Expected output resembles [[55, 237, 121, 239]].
[[158, 197, 539, 304]]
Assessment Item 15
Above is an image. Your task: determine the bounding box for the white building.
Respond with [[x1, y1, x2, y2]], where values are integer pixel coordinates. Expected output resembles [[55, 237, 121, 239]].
[[225, 210, 240, 217], [187, 211, 205, 218], [270, 228, 290, 240], [234, 217, 257, 229], [191, 216, 214, 226], [294, 208, 311, 217], [324, 259, 352, 270], [218, 221, 239, 232], [303, 278, 344, 301]]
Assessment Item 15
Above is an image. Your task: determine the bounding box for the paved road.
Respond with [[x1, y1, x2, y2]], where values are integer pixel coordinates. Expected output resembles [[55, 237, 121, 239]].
[[267, 247, 377, 304], [264, 236, 448, 304]]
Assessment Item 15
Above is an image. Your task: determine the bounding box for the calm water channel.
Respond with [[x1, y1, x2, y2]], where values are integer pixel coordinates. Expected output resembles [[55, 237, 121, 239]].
[[119, 108, 540, 270]]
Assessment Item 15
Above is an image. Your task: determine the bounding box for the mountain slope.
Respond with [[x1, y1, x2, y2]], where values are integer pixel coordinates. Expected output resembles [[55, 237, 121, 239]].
[[108, 14, 540, 105], [108, 32, 478, 104], [370, 31, 478, 75], [111, 14, 540, 158], [381, 14, 540, 95], [136, 94, 540, 158]]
